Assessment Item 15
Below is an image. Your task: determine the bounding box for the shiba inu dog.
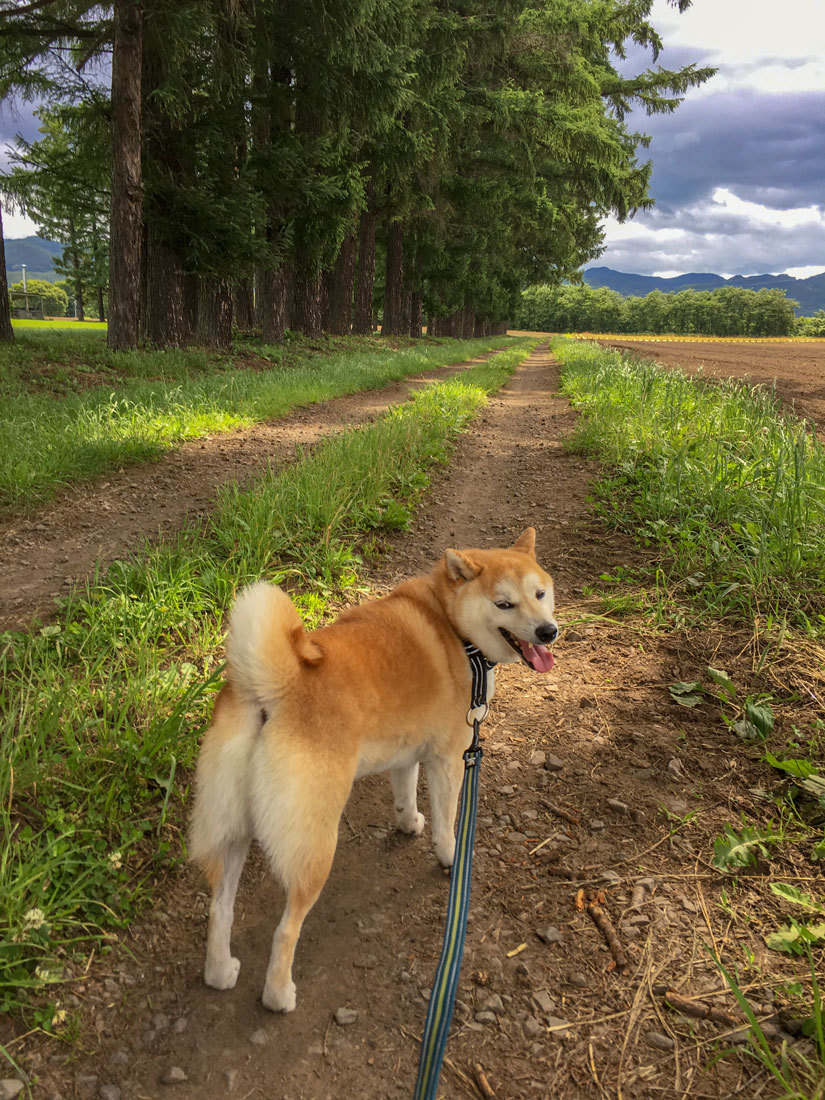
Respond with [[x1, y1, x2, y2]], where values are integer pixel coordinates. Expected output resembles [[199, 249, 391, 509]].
[[189, 528, 557, 1012]]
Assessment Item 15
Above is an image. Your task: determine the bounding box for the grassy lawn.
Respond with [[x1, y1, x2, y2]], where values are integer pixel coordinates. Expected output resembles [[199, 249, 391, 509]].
[[0, 330, 519, 514], [0, 340, 537, 1043], [12, 319, 108, 331]]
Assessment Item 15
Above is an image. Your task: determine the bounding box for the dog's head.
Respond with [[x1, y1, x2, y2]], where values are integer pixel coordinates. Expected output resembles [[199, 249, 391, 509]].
[[437, 528, 557, 671]]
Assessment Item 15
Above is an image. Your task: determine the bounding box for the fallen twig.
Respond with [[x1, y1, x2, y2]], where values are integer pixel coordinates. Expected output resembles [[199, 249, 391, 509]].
[[664, 990, 740, 1028], [528, 835, 562, 857], [586, 897, 629, 972], [542, 798, 580, 827], [473, 1062, 496, 1099]]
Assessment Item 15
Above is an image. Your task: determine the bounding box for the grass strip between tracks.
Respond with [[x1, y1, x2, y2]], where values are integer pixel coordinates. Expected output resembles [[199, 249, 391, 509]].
[[0, 332, 515, 514], [0, 338, 538, 1048]]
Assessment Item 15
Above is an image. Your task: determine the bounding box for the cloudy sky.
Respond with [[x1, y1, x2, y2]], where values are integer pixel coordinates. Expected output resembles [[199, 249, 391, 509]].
[[597, 0, 825, 278], [3, 0, 824, 279]]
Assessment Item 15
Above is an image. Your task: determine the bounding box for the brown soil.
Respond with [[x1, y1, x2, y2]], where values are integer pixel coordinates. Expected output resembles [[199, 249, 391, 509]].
[[596, 338, 825, 438], [5, 343, 823, 1100]]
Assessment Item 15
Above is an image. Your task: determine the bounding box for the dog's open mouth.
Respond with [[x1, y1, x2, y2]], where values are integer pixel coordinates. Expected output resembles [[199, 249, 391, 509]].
[[499, 629, 554, 673]]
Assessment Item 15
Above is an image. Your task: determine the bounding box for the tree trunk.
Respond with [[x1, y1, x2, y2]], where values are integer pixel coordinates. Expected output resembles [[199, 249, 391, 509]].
[[382, 219, 404, 336], [145, 240, 185, 346], [326, 233, 356, 335], [256, 262, 292, 343], [400, 289, 413, 337], [181, 274, 199, 342], [292, 269, 322, 338], [353, 202, 377, 334], [69, 227, 85, 323], [108, 0, 143, 350], [196, 277, 233, 348], [409, 292, 422, 338], [0, 204, 14, 341], [320, 268, 334, 330], [97, 286, 106, 322], [233, 279, 255, 330]]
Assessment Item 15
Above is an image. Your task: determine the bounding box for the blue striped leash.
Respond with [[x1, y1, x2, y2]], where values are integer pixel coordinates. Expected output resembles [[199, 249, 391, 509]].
[[413, 642, 495, 1100]]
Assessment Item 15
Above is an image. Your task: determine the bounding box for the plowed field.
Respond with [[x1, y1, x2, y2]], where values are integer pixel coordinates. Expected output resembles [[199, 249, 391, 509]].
[[597, 338, 825, 436]]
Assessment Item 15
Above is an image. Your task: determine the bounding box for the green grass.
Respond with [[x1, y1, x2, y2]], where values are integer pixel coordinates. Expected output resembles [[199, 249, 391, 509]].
[[554, 338, 825, 637], [0, 330, 516, 513], [0, 339, 536, 1042], [12, 318, 108, 330]]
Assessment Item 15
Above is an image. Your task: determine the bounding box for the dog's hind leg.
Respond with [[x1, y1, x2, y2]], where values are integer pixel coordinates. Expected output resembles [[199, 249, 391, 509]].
[[203, 838, 250, 989], [425, 753, 464, 868], [261, 844, 336, 1013], [390, 762, 425, 835]]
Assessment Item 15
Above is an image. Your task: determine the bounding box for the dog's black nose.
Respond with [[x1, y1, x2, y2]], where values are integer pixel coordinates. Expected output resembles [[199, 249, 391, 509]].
[[536, 622, 558, 645]]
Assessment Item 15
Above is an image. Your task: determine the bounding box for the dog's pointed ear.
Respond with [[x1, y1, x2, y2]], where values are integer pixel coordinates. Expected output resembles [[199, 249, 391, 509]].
[[511, 527, 536, 557], [444, 548, 481, 582]]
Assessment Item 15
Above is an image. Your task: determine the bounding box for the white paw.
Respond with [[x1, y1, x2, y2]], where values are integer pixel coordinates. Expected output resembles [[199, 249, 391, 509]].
[[397, 811, 425, 836], [262, 979, 297, 1013], [435, 837, 456, 869], [204, 955, 240, 990]]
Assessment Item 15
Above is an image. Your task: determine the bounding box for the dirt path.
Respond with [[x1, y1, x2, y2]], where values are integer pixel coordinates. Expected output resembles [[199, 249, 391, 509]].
[[16, 344, 797, 1100], [0, 352, 497, 633]]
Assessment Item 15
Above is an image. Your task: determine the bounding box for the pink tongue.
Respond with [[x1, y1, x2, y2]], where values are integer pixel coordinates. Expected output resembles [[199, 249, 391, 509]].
[[519, 642, 554, 673]]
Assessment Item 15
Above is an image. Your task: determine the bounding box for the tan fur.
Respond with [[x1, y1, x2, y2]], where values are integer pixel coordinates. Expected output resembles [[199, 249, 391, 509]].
[[188, 529, 556, 1011]]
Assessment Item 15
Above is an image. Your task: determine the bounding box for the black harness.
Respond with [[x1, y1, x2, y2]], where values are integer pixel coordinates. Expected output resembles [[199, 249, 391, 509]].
[[462, 641, 496, 763]]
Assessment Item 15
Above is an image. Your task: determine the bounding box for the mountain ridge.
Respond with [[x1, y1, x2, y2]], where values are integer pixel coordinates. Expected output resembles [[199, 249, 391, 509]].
[[4, 236, 64, 284], [582, 266, 825, 316]]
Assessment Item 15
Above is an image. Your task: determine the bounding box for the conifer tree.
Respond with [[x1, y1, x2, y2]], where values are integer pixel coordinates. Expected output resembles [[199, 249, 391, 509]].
[[0, 0, 105, 340], [4, 99, 110, 322]]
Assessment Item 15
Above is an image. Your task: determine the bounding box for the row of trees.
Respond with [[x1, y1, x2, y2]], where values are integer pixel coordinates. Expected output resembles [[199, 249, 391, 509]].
[[0, 0, 711, 350], [517, 282, 800, 337], [796, 310, 825, 337]]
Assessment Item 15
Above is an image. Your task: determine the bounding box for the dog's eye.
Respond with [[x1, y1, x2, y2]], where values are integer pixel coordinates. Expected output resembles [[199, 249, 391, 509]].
[[536, 590, 546, 600], [495, 600, 514, 610]]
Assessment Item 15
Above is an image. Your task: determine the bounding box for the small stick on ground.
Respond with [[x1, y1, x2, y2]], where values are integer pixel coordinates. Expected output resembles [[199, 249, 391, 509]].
[[542, 799, 580, 827], [474, 1062, 496, 1099], [664, 990, 741, 1028], [586, 898, 629, 972]]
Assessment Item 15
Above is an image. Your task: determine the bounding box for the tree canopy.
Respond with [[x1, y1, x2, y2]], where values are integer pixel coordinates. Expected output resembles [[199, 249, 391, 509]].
[[0, 0, 714, 346]]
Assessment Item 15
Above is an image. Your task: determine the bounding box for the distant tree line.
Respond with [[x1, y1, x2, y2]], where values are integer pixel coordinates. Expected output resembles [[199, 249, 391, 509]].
[[0, 0, 712, 349], [517, 283, 800, 337], [796, 310, 825, 337]]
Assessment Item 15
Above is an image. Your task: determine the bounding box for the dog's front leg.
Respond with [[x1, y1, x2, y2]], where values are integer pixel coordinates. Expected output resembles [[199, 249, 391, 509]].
[[425, 754, 464, 868], [203, 838, 250, 990], [390, 762, 425, 836]]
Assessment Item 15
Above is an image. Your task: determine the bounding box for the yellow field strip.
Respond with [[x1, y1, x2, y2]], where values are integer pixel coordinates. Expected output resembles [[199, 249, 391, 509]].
[[566, 333, 819, 344]]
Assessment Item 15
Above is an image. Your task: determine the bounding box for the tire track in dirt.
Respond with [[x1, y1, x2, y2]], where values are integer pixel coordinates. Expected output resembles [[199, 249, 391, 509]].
[[0, 351, 501, 633]]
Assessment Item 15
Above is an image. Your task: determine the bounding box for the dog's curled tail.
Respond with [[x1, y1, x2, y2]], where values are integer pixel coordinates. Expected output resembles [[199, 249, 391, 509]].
[[227, 580, 323, 707], [188, 582, 322, 883]]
